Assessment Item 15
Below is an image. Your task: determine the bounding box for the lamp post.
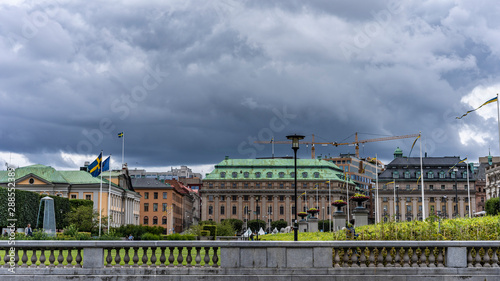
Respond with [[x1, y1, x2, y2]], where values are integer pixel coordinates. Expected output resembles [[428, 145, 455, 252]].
[[286, 134, 305, 242], [322, 207, 325, 232], [454, 168, 458, 218], [256, 196, 260, 241]]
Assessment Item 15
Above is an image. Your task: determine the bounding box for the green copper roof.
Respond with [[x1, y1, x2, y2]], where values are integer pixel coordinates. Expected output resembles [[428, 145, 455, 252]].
[[0, 164, 68, 183], [58, 171, 103, 184], [205, 158, 354, 183]]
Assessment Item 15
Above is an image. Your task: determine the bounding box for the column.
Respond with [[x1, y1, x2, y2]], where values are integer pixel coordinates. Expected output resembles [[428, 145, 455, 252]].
[[201, 195, 208, 221], [400, 197, 406, 221], [238, 195, 243, 220], [459, 197, 465, 217], [214, 195, 219, 222], [273, 195, 278, 222], [250, 195, 255, 220], [388, 197, 394, 217], [447, 198, 453, 219], [412, 198, 417, 221], [262, 195, 267, 223], [285, 195, 291, 226]]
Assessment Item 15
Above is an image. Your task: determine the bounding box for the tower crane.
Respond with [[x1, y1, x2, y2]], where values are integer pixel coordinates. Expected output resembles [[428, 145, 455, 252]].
[[255, 132, 420, 159]]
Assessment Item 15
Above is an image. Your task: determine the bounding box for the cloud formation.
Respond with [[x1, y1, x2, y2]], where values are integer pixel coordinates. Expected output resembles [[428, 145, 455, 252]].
[[1, 0, 500, 171]]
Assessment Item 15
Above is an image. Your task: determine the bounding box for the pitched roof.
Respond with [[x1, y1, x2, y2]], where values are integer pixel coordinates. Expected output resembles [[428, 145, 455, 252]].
[[131, 178, 172, 189]]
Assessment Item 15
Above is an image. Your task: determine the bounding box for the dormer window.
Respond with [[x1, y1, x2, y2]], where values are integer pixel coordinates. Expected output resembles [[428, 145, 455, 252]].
[[220, 172, 226, 178], [302, 172, 308, 178], [314, 172, 320, 178], [266, 172, 273, 178], [255, 172, 261, 178], [232, 172, 238, 178], [279, 172, 285, 178], [243, 172, 249, 178]]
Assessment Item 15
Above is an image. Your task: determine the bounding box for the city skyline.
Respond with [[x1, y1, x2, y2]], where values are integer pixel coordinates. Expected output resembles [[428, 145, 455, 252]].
[[2, 1, 500, 172]]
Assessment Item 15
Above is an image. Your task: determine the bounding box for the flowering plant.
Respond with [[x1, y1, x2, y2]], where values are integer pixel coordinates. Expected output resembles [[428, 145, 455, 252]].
[[331, 200, 347, 206], [307, 208, 319, 214], [298, 212, 308, 217]]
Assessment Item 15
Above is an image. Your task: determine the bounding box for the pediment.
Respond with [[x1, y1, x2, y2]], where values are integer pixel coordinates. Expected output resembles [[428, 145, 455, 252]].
[[17, 174, 52, 186]]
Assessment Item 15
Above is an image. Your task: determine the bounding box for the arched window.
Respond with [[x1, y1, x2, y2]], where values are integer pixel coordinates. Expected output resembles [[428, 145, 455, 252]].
[[162, 216, 167, 225], [279, 172, 285, 178], [232, 172, 238, 178], [143, 216, 149, 225], [255, 172, 261, 178], [220, 172, 226, 178], [313, 172, 320, 178], [266, 172, 273, 178], [153, 216, 158, 225], [302, 172, 308, 178]]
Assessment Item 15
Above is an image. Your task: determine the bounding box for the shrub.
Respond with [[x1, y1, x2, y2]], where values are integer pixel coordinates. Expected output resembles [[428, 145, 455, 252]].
[[69, 199, 93, 209], [485, 198, 500, 216], [216, 220, 235, 236], [223, 219, 244, 233], [0, 187, 40, 229], [247, 219, 265, 232], [165, 233, 196, 240], [317, 220, 332, 232], [97, 229, 122, 240], [63, 224, 79, 237], [200, 230, 210, 236], [271, 220, 288, 231], [202, 225, 217, 238], [140, 233, 162, 240]]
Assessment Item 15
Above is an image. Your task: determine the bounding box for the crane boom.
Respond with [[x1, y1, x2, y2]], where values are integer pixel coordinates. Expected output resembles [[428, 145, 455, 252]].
[[255, 132, 420, 158]]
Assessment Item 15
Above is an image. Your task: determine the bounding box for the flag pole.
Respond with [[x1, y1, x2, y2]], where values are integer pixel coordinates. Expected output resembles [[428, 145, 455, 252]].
[[107, 154, 111, 234], [393, 179, 396, 220], [328, 180, 331, 231], [345, 173, 349, 221], [122, 133, 125, 167], [419, 132, 426, 221], [375, 154, 379, 224], [497, 93, 500, 154], [271, 137, 274, 158], [99, 151, 103, 237], [466, 156, 471, 218]]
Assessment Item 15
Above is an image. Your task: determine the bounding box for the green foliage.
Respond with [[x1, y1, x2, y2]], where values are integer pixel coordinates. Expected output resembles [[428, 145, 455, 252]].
[[199, 220, 216, 225], [64, 205, 98, 233], [63, 224, 79, 237], [271, 220, 288, 231], [184, 224, 203, 236], [47, 195, 71, 229], [113, 224, 164, 239], [165, 233, 196, 240], [0, 187, 40, 228], [97, 229, 122, 240], [317, 220, 332, 232], [247, 219, 265, 232], [200, 230, 210, 236], [140, 232, 162, 240], [223, 218, 244, 233], [202, 225, 217, 238], [216, 220, 235, 236], [259, 215, 500, 241], [485, 197, 500, 215], [69, 199, 93, 210]]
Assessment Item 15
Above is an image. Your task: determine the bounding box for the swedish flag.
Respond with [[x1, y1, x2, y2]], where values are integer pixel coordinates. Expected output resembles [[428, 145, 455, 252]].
[[118, 132, 124, 138], [87, 152, 102, 177], [456, 96, 498, 119]]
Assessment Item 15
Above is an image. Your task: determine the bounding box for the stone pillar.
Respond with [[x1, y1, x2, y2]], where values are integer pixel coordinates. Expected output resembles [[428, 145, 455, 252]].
[[274, 195, 278, 222], [285, 195, 291, 226], [238, 195, 243, 220], [459, 197, 465, 217], [333, 211, 346, 232], [388, 197, 394, 217], [401, 198, 406, 221], [353, 207, 368, 227], [250, 195, 255, 220], [447, 198, 453, 219], [412, 198, 417, 220]]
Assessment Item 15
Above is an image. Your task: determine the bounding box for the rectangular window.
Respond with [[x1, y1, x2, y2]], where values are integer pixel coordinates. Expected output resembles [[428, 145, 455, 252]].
[[144, 192, 149, 199], [383, 197, 388, 202], [406, 197, 411, 202], [441, 185, 445, 190], [232, 195, 237, 201], [163, 192, 167, 199], [144, 203, 149, 212], [220, 195, 225, 201], [154, 192, 158, 199], [209, 195, 214, 202], [256, 183, 260, 189], [244, 183, 249, 188], [244, 195, 249, 201], [153, 203, 158, 212], [267, 195, 273, 201], [429, 185, 434, 190], [232, 206, 237, 215], [85, 194, 92, 200], [71, 194, 77, 199], [162, 203, 167, 212], [280, 206, 284, 215], [430, 197, 435, 202], [406, 185, 410, 190], [279, 195, 284, 201]]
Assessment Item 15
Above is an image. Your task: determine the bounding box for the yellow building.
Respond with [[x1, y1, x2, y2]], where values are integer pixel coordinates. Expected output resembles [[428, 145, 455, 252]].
[[0, 164, 140, 227]]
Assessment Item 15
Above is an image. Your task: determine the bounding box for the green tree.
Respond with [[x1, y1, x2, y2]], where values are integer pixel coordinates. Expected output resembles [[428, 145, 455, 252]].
[[247, 219, 265, 232], [485, 197, 500, 215], [271, 220, 288, 232], [223, 218, 244, 233], [216, 220, 235, 236], [65, 205, 107, 234]]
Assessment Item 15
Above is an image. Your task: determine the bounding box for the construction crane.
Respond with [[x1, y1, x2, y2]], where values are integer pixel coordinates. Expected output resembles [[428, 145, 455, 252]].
[[255, 132, 420, 159]]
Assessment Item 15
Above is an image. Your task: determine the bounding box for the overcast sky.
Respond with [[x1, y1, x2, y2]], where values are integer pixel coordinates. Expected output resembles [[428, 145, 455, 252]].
[[2, 0, 500, 174]]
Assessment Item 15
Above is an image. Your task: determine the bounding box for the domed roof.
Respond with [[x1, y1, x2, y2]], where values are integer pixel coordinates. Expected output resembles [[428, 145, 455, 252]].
[[394, 147, 403, 158]]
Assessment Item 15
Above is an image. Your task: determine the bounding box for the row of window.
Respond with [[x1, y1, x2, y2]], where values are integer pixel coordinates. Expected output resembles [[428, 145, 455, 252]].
[[393, 171, 468, 179], [207, 205, 332, 216], [143, 203, 169, 212], [137, 192, 168, 200], [382, 196, 469, 203], [143, 216, 167, 225], [383, 184, 469, 190], [220, 171, 321, 179], [208, 195, 298, 202]]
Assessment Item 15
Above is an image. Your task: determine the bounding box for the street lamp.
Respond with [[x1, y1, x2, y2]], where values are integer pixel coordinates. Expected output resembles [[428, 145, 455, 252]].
[[453, 168, 458, 218], [286, 134, 305, 242]]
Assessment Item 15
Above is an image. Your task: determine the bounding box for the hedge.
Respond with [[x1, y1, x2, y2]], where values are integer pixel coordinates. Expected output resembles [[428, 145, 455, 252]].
[[0, 187, 40, 228], [485, 197, 500, 215], [69, 199, 93, 210], [202, 225, 216, 238]]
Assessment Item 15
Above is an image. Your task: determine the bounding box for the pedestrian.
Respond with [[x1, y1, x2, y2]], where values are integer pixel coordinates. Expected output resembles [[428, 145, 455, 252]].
[[250, 232, 254, 241], [24, 224, 33, 237], [128, 234, 134, 240]]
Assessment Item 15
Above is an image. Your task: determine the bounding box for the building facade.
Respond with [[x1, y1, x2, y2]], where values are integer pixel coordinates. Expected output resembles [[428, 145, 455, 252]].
[[0, 164, 141, 227], [378, 150, 475, 221], [200, 157, 356, 229], [484, 155, 500, 201]]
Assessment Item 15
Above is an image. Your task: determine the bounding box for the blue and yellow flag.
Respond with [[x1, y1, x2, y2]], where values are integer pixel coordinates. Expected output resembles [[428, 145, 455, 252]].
[[456, 96, 498, 119], [87, 152, 102, 177], [447, 157, 467, 173], [118, 132, 124, 138], [408, 135, 421, 158]]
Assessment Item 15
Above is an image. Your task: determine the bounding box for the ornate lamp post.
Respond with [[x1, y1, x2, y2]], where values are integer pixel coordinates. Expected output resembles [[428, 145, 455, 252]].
[[286, 134, 305, 242]]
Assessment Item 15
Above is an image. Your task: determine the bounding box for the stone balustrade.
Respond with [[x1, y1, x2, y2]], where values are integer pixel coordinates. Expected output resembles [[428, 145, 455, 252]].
[[0, 240, 499, 280]]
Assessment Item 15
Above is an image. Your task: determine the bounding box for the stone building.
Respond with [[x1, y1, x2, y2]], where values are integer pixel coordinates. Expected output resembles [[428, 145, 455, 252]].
[[377, 149, 475, 221], [484, 155, 500, 201], [200, 157, 356, 228]]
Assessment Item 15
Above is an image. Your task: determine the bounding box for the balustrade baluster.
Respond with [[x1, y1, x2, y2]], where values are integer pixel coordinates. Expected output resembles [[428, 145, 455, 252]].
[[344, 248, 351, 267], [436, 248, 444, 267], [105, 248, 113, 267], [359, 248, 366, 268], [30, 249, 38, 268], [212, 247, 219, 267], [132, 247, 139, 267], [491, 248, 499, 267], [195, 247, 202, 267], [75, 249, 82, 268], [483, 248, 491, 268], [467, 247, 474, 267], [168, 247, 175, 267], [66, 248, 73, 268], [403, 248, 410, 267], [48, 249, 55, 267], [351, 248, 359, 268], [57, 248, 64, 267], [410, 248, 419, 267], [475, 248, 483, 268], [368, 248, 376, 268], [394, 248, 402, 267], [385, 248, 394, 267], [115, 248, 122, 268], [13, 248, 19, 268], [21, 249, 28, 267], [428, 248, 436, 268], [177, 247, 184, 266], [39, 249, 46, 268], [123, 247, 131, 267], [141, 247, 149, 267], [203, 247, 211, 266], [376, 248, 384, 267], [419, 248, 427, 267], [159, 247, 166, 267], [150, 247, 157, 267], [3, 249, 9, 268], [186, 247, 193, 267]]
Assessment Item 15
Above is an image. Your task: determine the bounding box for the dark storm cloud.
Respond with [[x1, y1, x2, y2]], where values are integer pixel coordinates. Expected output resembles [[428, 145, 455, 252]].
[[1, 0, 500, 170]]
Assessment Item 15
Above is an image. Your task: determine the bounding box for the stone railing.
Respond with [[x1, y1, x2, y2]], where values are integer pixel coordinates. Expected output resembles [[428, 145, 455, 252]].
[[0, 241, 499, 280]]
